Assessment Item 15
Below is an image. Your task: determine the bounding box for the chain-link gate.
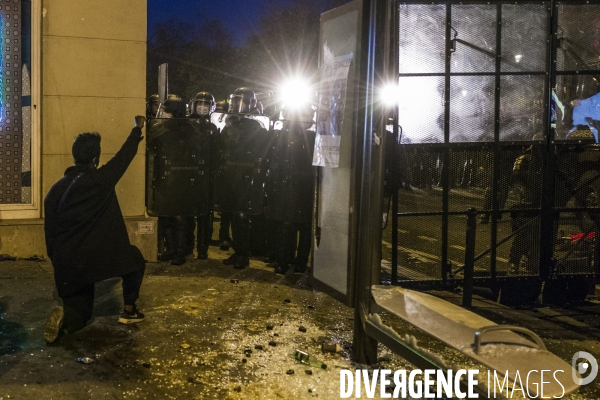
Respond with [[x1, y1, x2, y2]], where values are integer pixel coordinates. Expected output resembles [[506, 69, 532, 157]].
[[389, 0, 600, 305]]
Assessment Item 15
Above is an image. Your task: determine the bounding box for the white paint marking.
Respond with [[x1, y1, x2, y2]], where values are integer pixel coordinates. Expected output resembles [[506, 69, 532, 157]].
[[417, 236, 438, 242], [396, 245, 462, 266]]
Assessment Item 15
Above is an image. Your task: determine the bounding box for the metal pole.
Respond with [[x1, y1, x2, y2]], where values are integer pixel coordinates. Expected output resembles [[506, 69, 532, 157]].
[[352, 0, 385, 365], [391, 4, 399, 286], [490, 3, 502, 293], [441, 3, 452, 281], [463, 207, 477, 308]]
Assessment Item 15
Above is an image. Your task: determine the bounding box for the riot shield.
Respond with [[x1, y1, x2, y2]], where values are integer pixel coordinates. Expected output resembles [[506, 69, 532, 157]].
[[211, 112, 271, 132], [266, 126, 316, 223], [213, 116, 272, 215], [146, 118, 212, 216]]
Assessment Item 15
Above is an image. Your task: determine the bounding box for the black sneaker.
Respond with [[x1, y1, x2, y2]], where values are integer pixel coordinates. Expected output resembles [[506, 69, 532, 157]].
[[44, 306, 65, 344], [197, 252, 208, 260], [223, 253, 237, 265], [220, 240, 231, 251], [118, 308, 145, 324]]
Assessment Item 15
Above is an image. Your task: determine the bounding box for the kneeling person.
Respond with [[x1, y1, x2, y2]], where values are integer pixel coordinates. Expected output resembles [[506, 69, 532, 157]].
[[43, 116, 147, 343]]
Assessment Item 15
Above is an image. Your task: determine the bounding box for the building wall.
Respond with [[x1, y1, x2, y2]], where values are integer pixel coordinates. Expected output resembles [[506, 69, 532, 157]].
[[0, 1, 157, 260]]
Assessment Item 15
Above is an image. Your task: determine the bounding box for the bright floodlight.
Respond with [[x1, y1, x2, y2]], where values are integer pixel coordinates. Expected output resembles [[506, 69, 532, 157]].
[[380, 83, 400, 107], [280, 78, 312, 109]]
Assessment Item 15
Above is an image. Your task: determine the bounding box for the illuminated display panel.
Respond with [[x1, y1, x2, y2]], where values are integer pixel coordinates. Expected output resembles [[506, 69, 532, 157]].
[[0, 1, 24, 204]]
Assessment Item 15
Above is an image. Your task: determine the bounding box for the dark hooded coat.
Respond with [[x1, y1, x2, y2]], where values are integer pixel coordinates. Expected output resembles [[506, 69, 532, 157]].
[[44, 128, 144, 297]]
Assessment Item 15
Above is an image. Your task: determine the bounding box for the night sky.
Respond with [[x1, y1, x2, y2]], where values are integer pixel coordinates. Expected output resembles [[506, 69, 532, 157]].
[[147, 0, 291, 45]]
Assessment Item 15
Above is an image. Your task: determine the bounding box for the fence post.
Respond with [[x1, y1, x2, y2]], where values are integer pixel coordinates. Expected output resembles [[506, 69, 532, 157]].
[[463, 207, 477, 308]]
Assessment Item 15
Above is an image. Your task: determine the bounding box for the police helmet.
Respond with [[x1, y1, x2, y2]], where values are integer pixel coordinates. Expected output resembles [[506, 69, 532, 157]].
[[147, 94, 160, 117], [160, 94, 186, 118], [214, 100, 229, 113], [191, 91, 216, 117], [229, 87, 257, 113]]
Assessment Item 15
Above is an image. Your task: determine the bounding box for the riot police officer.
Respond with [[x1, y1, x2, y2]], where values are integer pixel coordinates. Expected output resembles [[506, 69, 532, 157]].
[[215, 100, 229, 114], [189, 91, 219, 259], [214, 87, 271, 269], [146, 94, 166, 255], [266, 104, 315, 274], [210, 100, 233, 249], [153, 94, 191, 265], [146, 94, 160, 119]]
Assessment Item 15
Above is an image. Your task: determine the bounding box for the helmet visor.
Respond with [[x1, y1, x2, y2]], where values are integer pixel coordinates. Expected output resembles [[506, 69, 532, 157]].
[[230, 94, 250, 113]]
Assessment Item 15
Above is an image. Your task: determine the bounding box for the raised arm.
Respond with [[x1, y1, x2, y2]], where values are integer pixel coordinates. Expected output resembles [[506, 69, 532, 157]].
[[98, 117, 145, 187]]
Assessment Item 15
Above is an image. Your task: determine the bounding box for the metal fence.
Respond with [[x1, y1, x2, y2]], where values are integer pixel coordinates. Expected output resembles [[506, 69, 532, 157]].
[[390, 1, 600, 304]]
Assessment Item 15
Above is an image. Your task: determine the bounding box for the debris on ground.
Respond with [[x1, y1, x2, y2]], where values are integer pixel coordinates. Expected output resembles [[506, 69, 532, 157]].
[[322, 342, 341, 353]]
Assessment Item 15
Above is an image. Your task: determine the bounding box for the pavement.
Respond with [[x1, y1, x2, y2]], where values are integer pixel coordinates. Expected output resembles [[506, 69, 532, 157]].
[[0, 245, 415, 400], [1, 242, 599, 399]]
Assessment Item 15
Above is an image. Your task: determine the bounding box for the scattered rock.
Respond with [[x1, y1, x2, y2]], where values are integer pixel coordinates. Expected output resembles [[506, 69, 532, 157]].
[[268, 341, 277, 347], [273, 333, 279, 337], [286, 369, 294, 375], [307, 305, 315, 309], [298, 326, 307, 333], [242, 358, 247, 364], [254, 345, 263, 350], [305, 370, 313, 375], [266, 324, 274, 330], [181, 343, 191, 349], [234, 386, 242, 392], [142, 363, 151, 368], [284, 299, 291, 303], [230, 279, 239, 284]]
